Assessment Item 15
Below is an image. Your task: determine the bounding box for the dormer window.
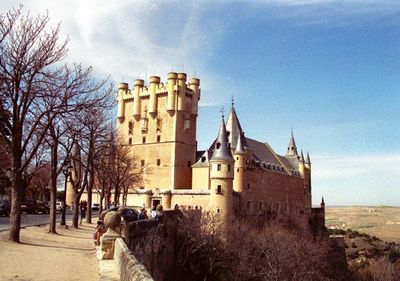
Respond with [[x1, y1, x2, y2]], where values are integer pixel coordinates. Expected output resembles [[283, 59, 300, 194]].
[[216, 142, 221, 149]]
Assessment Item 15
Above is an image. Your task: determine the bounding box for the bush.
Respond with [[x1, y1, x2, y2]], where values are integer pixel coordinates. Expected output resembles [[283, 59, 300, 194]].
[[388, 247, 400, 263]]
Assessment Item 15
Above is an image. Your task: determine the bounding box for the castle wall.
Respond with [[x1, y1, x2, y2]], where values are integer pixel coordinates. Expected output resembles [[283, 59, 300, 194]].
[[192, 166, 210, 190], [238, 167, 309, 216], [170, 193, 210, 210]]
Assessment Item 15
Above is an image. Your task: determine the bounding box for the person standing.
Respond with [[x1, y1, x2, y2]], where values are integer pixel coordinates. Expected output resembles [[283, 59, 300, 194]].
[[80, 201, 86, 225]]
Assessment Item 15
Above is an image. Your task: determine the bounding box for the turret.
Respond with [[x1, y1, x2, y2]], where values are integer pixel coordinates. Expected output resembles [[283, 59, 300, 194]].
[[286, 130, 298, 157], [117, 83, 128, 122], [299, 150, 305, 176], [209, 115, 234, 224], [177, 73, 187, 111], [189, 78, 200, 115], [305, 151, 311, 169], [148, 76, 160, 115], [133, 79, 144, 119], [233, 133, 246, 192], [167, 72, 177, 112]]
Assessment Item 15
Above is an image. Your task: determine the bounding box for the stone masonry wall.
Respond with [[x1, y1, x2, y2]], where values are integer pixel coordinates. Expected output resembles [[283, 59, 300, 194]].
[[124, 210, 182, 281], [114, 238, 154, 281]]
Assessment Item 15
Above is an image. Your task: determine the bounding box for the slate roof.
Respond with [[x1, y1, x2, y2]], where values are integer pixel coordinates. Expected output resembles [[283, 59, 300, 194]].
[[194, 104, 305, 176], [210, 117, 234, 162]]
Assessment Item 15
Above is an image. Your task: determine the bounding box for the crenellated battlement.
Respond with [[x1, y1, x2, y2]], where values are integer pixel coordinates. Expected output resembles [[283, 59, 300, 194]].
[[117, 73, 199, 102]]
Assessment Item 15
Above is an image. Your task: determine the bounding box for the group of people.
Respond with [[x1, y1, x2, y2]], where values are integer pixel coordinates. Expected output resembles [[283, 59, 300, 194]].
[[138, 204, 163, 221], [92, 204, 165, 246]]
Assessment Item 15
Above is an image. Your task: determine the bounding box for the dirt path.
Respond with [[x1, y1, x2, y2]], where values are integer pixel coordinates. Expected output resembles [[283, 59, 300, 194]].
[[0, 222, 99, 281]]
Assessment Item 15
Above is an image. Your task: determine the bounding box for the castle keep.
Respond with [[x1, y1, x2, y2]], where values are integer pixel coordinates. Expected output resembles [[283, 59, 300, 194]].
[[113, 72, 324, 225]]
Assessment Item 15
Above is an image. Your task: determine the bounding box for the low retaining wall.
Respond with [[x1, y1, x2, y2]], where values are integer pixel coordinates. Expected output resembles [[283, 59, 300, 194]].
[[114, 238, 154, 281], [124, 210, 183, 281]]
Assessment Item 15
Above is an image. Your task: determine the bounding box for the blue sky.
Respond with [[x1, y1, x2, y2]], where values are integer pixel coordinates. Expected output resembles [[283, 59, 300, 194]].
[[1, 0, 399, 206]]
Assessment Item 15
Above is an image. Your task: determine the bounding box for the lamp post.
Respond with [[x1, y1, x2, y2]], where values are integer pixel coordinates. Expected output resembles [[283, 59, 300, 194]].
[[60, 157, 72, 226]]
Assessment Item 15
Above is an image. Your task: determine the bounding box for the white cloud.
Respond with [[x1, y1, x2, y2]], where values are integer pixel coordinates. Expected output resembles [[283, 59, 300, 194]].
[[0, 0, 235, 105], [312, 154, 400, 180]]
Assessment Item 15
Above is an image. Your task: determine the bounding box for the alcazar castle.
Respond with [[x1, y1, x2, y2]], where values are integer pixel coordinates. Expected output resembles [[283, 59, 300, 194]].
[[77, 72, 325, 228]]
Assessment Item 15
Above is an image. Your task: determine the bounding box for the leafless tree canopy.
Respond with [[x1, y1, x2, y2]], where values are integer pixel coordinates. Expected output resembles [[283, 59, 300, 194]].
[[95, 129, 143, 212], [0, 7, 113, 242]]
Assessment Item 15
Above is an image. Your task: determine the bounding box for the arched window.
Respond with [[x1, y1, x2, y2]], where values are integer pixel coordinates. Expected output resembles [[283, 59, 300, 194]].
[[217, 185, 222, 194]]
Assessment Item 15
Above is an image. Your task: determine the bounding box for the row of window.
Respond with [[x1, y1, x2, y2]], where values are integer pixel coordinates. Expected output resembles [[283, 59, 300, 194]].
[[211, 163, 231, 171], [140, 159, 192, 167], [128, 135, 161, 145]]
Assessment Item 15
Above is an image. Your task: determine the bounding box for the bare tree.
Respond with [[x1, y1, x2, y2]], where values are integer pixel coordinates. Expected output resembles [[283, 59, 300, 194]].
[[0, 8, 112, 242], [94, 130, 143, 209], [66, 107, 113, 227]]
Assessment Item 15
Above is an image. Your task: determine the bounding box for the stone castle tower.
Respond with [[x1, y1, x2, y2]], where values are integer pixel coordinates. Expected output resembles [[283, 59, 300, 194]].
[[116, 73, 200, 189], [209, 116, 234, 223]]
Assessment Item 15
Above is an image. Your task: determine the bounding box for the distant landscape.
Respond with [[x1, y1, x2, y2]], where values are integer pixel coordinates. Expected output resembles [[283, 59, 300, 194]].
[[326, 206, 400, 243]]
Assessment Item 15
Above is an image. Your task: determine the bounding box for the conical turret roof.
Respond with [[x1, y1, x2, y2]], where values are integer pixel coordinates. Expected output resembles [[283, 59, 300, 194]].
[[234, 133, 246, 155], [286, 131, 298, 157], [226, 104, 248, 150], [306, 151, 311, 165], [211, 116, 234, 162]]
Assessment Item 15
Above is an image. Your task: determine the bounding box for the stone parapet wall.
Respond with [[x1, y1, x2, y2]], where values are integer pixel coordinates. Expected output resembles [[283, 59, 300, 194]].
[[124, 210, 182, 281], [114, 238, 154, 281]]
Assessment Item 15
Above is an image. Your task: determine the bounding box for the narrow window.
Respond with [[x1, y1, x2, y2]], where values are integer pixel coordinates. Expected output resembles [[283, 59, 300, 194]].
[[142, 136, 146, 143], [236, 157, 239, 160], [157, 159, 161, 166], [157, 135, 161, 142], [237, 168, 239, 172], [128, 121, 134, 135], [227, 164, 231, 171], [129, 138, 132, 145], [217, 185, 222, 194], [141, 160, 145, 167], [217, 164, 221, 171], [247, 183, 250, 190], [216, 142, 221, 149], [217, 208, 220, 213]]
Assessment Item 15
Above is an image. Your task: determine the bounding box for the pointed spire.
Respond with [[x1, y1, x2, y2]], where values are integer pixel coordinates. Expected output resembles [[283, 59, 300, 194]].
[[211, 115, 234, 162], [300, 150, 305, 163], [321, 196, 325, 207], [234, 133, 246, 155], [286, 130, 298, 157], [306, 151, 311, 165], [226, 103, 247, 150]]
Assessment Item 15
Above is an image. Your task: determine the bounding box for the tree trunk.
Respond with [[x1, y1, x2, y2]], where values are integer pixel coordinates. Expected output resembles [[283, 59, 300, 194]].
[[9, 169, 23, 242], [86, 171, 93, 224], [72, 196, 80, 228], [48, 139, 58, 233]]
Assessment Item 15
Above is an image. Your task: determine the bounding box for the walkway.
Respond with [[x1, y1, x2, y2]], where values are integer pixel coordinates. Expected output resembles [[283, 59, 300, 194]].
[[0, 221, 99, 281]]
